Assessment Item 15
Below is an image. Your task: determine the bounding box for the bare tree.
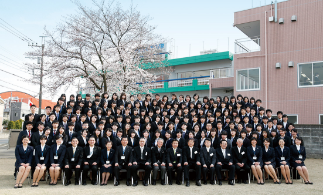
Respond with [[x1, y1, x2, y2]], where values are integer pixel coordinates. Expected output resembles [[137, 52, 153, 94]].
[[25, 0, 171, 96]]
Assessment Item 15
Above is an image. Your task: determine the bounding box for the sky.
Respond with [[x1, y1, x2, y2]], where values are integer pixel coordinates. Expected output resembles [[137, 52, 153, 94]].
[[0, 0, 287, 102]]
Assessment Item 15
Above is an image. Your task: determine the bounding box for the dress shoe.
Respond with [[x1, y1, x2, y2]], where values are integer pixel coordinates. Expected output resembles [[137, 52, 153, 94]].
[[228, 180, 234, 185], [169, 181, 173, 185], [126, 181, 131, 186], [243, 180, 248, 184], [218, 180, 222, 185], [133, 181, 138, 186], [143, 181, 148, 186], [114, 181, 119, 186], [161, 181, 166, 185], [203, 180, 208, 185], [65, 180, 71, 186], [210, 181, 215, 185], [176, 181, 181, 185], [237, 179, 241, 184], [152, 180, 156, 185], [92, 180, 98, 185], [75, 181, 79, 185], [186, 181, 190, 187], [196, 181, 201, 186], [82, 181, 87, 185]]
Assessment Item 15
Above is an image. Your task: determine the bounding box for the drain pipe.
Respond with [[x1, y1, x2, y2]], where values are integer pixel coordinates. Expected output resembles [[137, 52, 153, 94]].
[[265, 10, 268, 109]]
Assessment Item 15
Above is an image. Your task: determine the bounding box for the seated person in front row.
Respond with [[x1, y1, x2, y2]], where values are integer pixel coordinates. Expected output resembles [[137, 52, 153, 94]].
[[64, 137, 83, 186], [82, 136, 101, 185], [290, 137, 313, 184], [247, 137, 264, 185], [14, 135, 33, 188], [131, 138, 152, 186], [100, 141, 115, 185], [275, 138, 292, 184], [114, 137, 133, 186], [166, 139, 182, 185], [200, 138, 216, 185], [215, 140, 235, 185], [183, 138, 201, 187], [232, 138, 250, 184], [262, 138, 280, 184], [49, 135, 66, 185], [32, 135, 50, 187], [151, 138, 167, 185]]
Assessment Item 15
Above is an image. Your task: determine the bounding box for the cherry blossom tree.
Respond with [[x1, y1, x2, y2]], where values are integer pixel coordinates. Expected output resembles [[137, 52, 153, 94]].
[[25, 0, 171, 96]]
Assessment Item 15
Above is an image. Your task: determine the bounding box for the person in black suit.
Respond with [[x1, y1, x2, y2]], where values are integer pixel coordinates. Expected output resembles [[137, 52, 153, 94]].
[[65, 122, 78, 148], [17, 121, 34, 147], [240, 130, 250, 148], [31, 122, 45, 148], [14, 135, 33, 188], [247, 137, 264, 185], [151, 138, 167, 185], [232, 138, 250, 184], [262, 138, 280, 184], [82, 136, 101, 185], [32, 135, 50, 187], [215, 140, 235, 185], [166, 139, 183, 185], [290, 137, 313, 184], [49, 135, 66, 185], [275, 138, 292, 184], [174, 130, 185, 149], [200, 138, 216, 185], [183, 138, 202, 186], [64, 137, 83, 186], [131, 138, 152, 186], [114, 137, 133, 186], [278, 129, 291, 147], [164, 131, 173, 149], [78, 129, 89, 148], [100, 141, 115, 185]]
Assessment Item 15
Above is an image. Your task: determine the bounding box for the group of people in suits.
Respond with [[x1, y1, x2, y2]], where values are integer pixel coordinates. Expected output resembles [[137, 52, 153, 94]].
[[14, 93, 313, 188]]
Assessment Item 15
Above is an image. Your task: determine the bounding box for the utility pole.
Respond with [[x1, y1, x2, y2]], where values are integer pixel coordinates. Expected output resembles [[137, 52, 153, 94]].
[[27, 36, 47, 114], [8, 92, 12, 121]]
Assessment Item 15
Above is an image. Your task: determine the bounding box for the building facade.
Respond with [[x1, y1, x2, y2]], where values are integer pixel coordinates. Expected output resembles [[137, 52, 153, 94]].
[[210, 0, 323, 124]]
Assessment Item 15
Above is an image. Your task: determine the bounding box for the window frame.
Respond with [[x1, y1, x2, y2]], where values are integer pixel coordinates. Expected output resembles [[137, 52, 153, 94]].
[[236, 67, 261, 91], [319, 114, 323, 124], [272, 114, 298, 124], [298, 61, 323, 88]]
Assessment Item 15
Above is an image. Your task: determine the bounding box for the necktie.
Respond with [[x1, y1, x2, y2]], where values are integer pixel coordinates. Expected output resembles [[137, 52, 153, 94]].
[[70, 132, 72, 139], [28, 131, 31, 139], [53, 130, 56, 135], [46, 116, 49, 121], [73, 147, 75, 156], [141, 148, 144, 159], [173, 149, 176, 163], [190, 148, 192, 159], [123, 147, 125, 155]]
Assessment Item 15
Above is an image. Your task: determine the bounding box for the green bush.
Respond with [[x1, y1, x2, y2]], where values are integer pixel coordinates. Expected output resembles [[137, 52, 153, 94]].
[[2, 119, 9, 126], [7, 121, 15, 130], [15, 120, 22, 129]]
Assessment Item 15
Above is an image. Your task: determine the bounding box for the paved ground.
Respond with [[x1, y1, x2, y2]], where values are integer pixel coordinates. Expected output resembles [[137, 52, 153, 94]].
[[0, 131, 322, 195]]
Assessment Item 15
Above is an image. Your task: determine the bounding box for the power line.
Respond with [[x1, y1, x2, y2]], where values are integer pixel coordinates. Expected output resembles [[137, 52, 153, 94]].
[[0, 78, 38, 94], [0, 62, 27, 74], [0, 18, 34, 42], [0, 68, 27, 80], [0, 53, 25, 67], [0, 57, 24, 69], [0, 22, 30, 42], [0, 45, 25, 61]]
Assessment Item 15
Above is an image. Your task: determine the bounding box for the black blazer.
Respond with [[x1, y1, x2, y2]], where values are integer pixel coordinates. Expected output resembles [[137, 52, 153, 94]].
[[182, 146, 200, 163], [132, 146, 151, 163], [275, 146, 290, 164], [64, 146, 83, 166], [262, 147, 275, 165], [128, 137, 139, 148], [31, 132, 43, 148], [83, 146, 101, 165], [115, 145, 133, 165], [247, 146, 263, 166], [200, 147, 216, 165], [290, 145, 306, 163], [77, 136, 88, 148], [100, 148, 115, 165], [15, 145, 33, 167], [216, 148, 233, 164], [164, 138, 173, 149], [16, 130, 33, 146], [34, 145, 50, 165], [151, 147, 166, 164], [166, 147, 182, 164], [174, 137, 185, 149], [50, 144, 66, 166], [232, 146, 248, 165]]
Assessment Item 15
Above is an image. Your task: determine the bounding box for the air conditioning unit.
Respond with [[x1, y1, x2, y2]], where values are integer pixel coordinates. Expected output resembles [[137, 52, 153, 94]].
[[279, 18, 284, 24], [291, 15, 297, 22], [288, 61, 294, 67], [276, 63, 281, 69], [269, 16, 274, 22]]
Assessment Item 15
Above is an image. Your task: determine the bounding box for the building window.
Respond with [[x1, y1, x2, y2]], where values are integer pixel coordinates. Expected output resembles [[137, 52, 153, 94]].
[[320, 114, 323, 124], [236, 68, 260, 91], [273, 114, 298, 124], [298, 61, 323, 87]]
